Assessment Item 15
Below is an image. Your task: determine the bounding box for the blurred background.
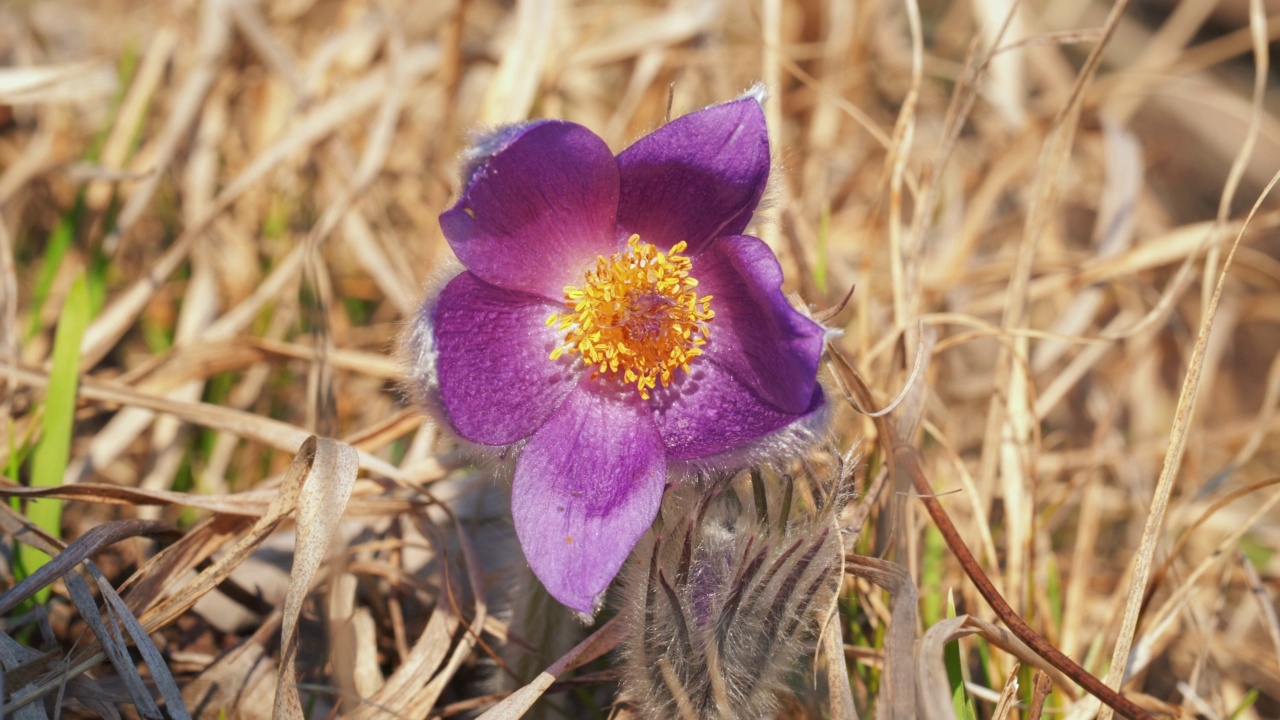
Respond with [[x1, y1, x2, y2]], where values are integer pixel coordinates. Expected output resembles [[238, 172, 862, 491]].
[[2, 0, 1280, 717]]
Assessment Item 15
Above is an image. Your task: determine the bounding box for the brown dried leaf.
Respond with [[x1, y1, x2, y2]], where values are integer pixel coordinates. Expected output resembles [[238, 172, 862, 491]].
[[274, 437, 359, 718]]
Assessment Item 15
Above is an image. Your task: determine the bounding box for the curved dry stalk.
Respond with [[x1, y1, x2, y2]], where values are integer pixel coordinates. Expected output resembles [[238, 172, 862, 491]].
[[828, 348, 1155, 720]]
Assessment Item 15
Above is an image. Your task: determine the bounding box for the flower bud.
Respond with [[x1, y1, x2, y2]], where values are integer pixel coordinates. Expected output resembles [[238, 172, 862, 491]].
[[618, 458, 853, 718]]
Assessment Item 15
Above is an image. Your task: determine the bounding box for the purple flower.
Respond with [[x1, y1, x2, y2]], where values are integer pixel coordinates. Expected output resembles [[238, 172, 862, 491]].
[[406, 93, 826, 616]]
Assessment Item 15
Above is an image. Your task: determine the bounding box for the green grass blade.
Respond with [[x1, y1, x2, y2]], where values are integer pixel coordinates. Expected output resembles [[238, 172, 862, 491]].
[[945, 592, 978, 720], [18, 274, 91, 595], [24, 214, 76, 341], [1228, 688, 1259, 720], [921, 524, 944, 626]]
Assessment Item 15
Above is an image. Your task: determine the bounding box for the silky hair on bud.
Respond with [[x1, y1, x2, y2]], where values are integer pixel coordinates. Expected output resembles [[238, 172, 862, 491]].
[[616, 456, 854, 719]]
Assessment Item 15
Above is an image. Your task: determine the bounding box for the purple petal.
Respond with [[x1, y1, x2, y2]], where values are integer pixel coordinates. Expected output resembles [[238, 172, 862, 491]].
[[440, 121, 622, 299], [693, 235, 825, 414], [512, 386, 666, 615], [616, 96, 770, 255], [653, 358, 826, 460], [432, 271, 579, 445]]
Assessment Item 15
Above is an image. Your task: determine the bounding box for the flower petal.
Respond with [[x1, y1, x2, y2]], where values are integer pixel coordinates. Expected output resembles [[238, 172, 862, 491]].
[[512, 386, 666, 615], [616, 96, 770, 254], [432, 271, 579, 445], [694, 235, 825, 414], [440, 121, 621, 298], [653, 358, 826, 461]]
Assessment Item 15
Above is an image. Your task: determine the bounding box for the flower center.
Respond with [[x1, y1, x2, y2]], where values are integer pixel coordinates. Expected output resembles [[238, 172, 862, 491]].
[[548, 234, 714, 400]]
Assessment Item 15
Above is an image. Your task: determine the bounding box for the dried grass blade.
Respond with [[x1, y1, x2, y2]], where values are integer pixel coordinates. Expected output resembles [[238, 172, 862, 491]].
[[340, 205, 419, 315], [119, 514, 253, 617], [5, 509, 257, 712], [8, 695, 49, 720], [64, 572, 162, 719], [975, 0, 1028, 128], [0, 631, 54, 720], [242, 338, 403, 380], [846, 555, 916, 719], [199, 246, 305, 348], [1061, 475, 1103, 660], [990, 664, 1021, 720], [1142, 477, 1280, 613], [112, 338, 278, 390], [303, 11, 384, 88], [273, 438, 360, 719], [0, 503, 61, 570], [883, 0, 924, 326], [403, 613, 476, 714], [216, 42, 439, 210], [0, 63, 114, 104], [917, 616, 972, 720], [342, 407, 428, 452], [0, 635, 52, 683], [6, 361, 309, 453], [760, 0, 782, 257], [0, 519, 174, 616], [0, 483, 271, 518], [59, 407, 156, 487], [476, 617, 624, 719], [136, 436, 316, 633], [4, 443, 311, 716], [66, 676, 124, 720], [354, 27, 406, 190], [348, 607, 456, 719], [182, 617, 278, 719], [0, 648, 58, 696], [822, 611, 859, 720], [87, 565, 190, 719], [330, 574, 384, 700], [479, 0, 554, 124]]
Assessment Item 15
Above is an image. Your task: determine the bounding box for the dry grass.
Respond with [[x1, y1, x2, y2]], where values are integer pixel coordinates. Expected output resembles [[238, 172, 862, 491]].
[[2, 0, 1280, 717]]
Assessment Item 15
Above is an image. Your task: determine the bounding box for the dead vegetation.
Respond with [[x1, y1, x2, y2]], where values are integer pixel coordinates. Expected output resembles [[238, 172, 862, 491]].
[[2, 0, 1280, 717]]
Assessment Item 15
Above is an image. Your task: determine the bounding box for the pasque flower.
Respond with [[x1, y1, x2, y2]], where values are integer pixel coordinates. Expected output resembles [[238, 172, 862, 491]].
[[406, 92, 827, 616]]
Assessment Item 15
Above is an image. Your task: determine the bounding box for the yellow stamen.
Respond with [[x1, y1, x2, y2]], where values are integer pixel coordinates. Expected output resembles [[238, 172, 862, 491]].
[[548, 234, 714, 400]]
